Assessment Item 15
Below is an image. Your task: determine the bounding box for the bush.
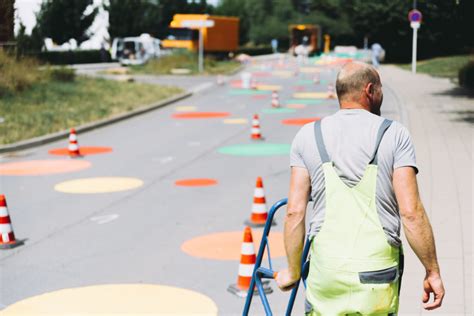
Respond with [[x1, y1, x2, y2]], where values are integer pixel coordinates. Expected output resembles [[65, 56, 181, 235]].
[[35, 49, 111, 65], [0, 50, 42, 96], [49, 67, 76, 82], [459, 60, 474, 90], [236, 46, 273, 56]]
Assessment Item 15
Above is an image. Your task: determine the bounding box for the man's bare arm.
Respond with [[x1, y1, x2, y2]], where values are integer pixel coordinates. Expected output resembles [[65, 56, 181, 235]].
[[276, 166, 311, 291], [393, 166, 445, 310]]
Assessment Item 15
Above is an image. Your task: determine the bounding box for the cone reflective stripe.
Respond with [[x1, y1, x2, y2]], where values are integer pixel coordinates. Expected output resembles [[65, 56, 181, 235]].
[[0, 195, 19, 249], [68, 128, 81, 157], [251, 114, 262, 140], [271, 91, 280, 108], [237, 227, 256, 290]]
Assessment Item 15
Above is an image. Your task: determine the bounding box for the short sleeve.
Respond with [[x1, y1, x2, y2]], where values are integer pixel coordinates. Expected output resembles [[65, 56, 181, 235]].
[[393, 123, 419, 173], [290, 128, 307, 169]]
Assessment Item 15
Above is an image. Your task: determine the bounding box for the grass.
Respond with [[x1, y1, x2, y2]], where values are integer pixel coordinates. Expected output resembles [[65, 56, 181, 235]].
[[0, 77, 183, 145], [131, 52, 241, 75], [398, 55, 472, 79]]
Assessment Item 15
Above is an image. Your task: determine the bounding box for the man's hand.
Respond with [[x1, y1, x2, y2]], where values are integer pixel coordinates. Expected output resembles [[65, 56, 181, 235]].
[[275, 268, 299, 292], [422, 272, 445, 310]]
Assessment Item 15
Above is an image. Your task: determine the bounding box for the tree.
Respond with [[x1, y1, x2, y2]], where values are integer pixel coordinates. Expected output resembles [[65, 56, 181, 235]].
[[36, 0, 98, 45], [0, 0, 14, 42]]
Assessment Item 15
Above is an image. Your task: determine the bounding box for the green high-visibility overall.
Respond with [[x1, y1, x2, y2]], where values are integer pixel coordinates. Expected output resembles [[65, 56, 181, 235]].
[[306, 119, 403, 316]]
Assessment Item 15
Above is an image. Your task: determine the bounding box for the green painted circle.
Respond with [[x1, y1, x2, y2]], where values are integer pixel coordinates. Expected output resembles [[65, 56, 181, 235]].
[[262, 108, 296, 114], [218, 144, 291, 156], [228, 89, 270, 96]]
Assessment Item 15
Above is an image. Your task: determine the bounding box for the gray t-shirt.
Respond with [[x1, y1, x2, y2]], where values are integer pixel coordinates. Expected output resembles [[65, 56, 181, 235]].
[[290, 109, 418, 247]]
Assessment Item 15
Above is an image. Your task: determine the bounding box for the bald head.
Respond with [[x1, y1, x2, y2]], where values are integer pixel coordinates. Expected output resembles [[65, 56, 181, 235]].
[[336, 62, 381, 102]]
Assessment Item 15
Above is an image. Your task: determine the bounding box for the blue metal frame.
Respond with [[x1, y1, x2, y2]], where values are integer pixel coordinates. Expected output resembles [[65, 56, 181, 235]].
[[242, 198, 311, 316]]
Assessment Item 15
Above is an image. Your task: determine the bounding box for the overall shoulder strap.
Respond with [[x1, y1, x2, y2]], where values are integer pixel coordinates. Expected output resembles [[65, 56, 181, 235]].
[[370, 119, 393, 165], [314, 120, 330, 163]]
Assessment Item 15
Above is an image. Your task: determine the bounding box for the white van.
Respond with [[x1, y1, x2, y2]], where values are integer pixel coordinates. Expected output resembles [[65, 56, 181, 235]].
[[111, 33, 161, 66]]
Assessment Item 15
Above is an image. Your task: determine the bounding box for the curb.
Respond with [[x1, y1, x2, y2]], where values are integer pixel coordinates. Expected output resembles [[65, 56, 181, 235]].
[[0, 91, 192, 154]]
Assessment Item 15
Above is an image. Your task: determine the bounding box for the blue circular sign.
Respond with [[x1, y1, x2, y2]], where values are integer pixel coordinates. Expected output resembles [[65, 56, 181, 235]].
[[408, 10, 422, 23]]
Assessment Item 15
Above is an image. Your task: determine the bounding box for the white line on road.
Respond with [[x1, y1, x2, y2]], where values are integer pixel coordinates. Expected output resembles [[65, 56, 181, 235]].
[[90, 214, 119, 225]]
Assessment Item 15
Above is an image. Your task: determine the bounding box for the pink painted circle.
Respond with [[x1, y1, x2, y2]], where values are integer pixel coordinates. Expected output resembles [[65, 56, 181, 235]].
[[0, 160, 91, 176]]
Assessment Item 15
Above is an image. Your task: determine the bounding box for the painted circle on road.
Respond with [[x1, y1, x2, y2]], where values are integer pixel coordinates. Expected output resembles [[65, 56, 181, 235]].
[[175, 178, 218, 187], [172, 112, 230, 119], [218, 144, 291, 156], [1, 284, 218, 315], [282, 117, 321, 126], [223, 118, 248, 125], [182, 231, 285, 260], [175, 105, 197, 112], [262, 108, 296, 114], [55, 177, 143, 194], [48, 147, 113, 156], [286, 104, 306, 109], [252, 94, 268, 100], [0, 160, 91, 176]]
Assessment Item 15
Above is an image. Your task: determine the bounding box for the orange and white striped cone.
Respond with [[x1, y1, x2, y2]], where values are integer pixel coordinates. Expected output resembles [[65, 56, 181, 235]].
[[328, 83, 336, 99], [68, 128, 81, 157], [250, 78, 258, 90], [0, 195, 22, 249], [271, 91, 280, 108], [227, 226, 272, 297], [244, 177, 275, 227], [250, 114, 263, 140], [313, 73, 320, 84]]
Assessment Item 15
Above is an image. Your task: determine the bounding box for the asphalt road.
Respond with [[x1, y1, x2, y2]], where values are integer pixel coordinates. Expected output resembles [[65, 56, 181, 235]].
[[0, 56, 433, 315]]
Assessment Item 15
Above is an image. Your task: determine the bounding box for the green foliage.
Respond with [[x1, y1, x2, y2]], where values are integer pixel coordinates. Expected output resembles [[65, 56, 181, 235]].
[[15, 23, 44, 55], [459, 60, 474, 90], [0, 50, 42, 96], [107, 0, 214, 39], [35, 0, 98, 45], [236, 46, 274, 56]]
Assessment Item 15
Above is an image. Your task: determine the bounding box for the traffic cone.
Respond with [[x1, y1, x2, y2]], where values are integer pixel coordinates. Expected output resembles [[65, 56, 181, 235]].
[[68, 128, 81, 157], [313, 73, 320, 84], [245, 177, 275, 227], [328, 83, 336, 99], [271, 90, 280, 108], [0, 195, 22, 249], [227, 226, 272, 298], [250, 114, 263, 140], [250, 78, 258, 90]]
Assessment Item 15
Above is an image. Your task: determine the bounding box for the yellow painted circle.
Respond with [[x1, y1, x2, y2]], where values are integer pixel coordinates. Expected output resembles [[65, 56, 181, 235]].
[[2, 284, 218, 315], [175, 105, 197, 112], [223, 118, 249, 125], [55, 177, 143, 194]]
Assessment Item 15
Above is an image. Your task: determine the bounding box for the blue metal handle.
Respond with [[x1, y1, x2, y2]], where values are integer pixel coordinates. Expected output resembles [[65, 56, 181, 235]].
[[256, 267, 276, 279]]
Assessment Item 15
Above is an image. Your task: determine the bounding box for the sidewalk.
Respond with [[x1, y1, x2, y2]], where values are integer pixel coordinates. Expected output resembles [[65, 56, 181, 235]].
[[380, 65, 472, 315]]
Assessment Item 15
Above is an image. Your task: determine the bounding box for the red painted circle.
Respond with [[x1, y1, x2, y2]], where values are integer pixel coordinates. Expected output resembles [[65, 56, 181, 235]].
[[282, 117, 321, 126], [175, 178, 218, 187], [49, 146, 113, 156], [286, 104, 306, 109], [0, 160, 91, 176], [172, 112, 230, 119], [252, 95, 268, 100]]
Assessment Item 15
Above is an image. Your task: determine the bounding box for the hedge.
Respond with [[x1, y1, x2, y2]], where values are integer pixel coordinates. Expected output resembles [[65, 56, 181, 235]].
[[459, 60, 474, 90], [236, 46, 273, 56], [34, 49, 111, 65]]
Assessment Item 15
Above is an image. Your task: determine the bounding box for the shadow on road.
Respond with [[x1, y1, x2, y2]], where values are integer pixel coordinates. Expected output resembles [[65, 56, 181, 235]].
[[432, 86, 474, 98]]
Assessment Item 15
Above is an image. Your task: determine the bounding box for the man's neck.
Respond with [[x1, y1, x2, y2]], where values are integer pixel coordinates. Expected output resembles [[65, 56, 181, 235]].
[[339, 101, 369, 111]]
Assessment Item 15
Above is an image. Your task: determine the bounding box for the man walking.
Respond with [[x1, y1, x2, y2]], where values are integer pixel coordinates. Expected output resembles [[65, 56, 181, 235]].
[[276, 62, 445, 314]]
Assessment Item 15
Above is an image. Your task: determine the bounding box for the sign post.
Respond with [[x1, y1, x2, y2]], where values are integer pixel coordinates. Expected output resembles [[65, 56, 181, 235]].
[[408, 9, 422, 74], [182, 19, 215, 73]]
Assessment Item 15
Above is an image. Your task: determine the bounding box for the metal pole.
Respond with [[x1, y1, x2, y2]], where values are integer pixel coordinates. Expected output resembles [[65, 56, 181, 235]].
[[198, 26, 203, 73], [411, 26, 417, 74]]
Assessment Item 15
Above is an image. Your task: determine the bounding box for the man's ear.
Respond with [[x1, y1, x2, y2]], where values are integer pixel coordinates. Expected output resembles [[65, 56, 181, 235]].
[[365, 83, 373, 96]]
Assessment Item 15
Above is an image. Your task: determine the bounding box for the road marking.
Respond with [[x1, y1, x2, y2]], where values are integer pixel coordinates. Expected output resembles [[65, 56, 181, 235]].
[[293, 92, 330, 99], [1, 284, 218, 315], [55, 177, 143, 194], [90, 214, 119, 224], [49, 146, 113, 156], [175, 178, 218, 187], [172, 112, 230, 119], [223, 118, 248, 124], [181, 231, 285, 260], [0, 160, 91, 176], [175, 106, 197, 112], [282, 117, 321, 126]]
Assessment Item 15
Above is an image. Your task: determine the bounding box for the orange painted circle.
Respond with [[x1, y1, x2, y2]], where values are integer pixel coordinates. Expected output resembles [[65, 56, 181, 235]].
[[172, 112, 230, 119], [181, 231, 284, 260], [252, 95, 268, 100], [0, 160, 91, 176], [175, 178, 218, 187], [286, 104, 306, 109], [48, 147, 113, 156], [282, 117, 321, 126]]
